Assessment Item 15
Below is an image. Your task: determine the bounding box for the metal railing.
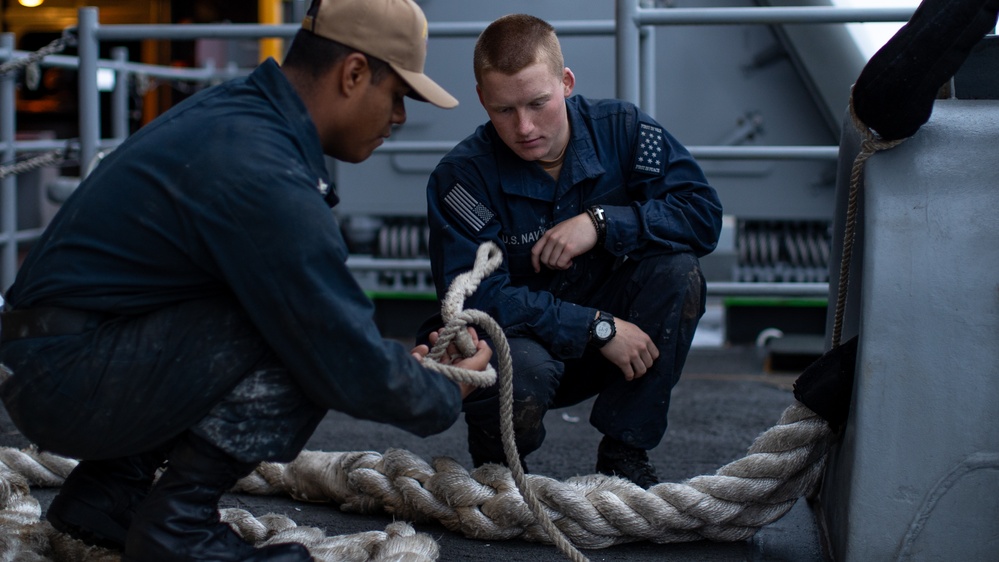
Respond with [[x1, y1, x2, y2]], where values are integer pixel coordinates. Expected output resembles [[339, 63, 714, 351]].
[[346, 254, 830, 298], [0, 2, 916, 294]]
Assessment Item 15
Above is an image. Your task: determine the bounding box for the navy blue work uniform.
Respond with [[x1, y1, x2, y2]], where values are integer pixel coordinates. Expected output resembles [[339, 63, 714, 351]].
[[425, 96, 722, 464], [0, 59, 462, 464]]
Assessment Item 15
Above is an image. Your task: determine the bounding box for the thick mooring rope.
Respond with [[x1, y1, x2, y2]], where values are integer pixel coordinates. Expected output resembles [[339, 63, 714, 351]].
[[0, 241, 838, 560], [231, 400, 834, 548], [0, 450, 439, 562], [0, 399, 834, 558]]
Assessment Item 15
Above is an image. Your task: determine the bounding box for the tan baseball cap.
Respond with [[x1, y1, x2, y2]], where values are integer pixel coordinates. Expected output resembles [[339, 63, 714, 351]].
[[303, 0, 458, 109]]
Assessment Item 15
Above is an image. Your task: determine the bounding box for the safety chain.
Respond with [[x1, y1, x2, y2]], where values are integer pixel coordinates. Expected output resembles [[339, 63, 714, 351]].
[[0, 30, 76, 78], [0, 30, 93, 185]]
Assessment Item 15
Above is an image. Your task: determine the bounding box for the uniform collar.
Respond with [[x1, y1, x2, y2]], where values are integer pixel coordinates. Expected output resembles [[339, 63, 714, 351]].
[[562, 97, 606, 186], [494, 97, 605, 201], [248, 59, 337, 206]]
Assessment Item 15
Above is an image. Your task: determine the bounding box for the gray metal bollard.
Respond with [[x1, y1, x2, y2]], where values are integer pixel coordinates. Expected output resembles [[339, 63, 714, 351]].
[[821, 100, 999, 561]]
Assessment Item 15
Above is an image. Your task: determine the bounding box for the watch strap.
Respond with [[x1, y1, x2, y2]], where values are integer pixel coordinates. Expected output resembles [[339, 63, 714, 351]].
[[588, 310, 616, 348]]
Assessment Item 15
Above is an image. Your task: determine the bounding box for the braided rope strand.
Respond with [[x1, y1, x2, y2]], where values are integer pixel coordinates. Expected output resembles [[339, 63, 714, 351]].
[[234, 401, 832, 546], [0, 452, 441, 562]]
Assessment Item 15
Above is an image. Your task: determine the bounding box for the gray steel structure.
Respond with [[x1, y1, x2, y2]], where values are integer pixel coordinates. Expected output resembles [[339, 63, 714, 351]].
[[1, 1, 915, 295], [336, 0, 910, 297], [824, 100, 999, 562]]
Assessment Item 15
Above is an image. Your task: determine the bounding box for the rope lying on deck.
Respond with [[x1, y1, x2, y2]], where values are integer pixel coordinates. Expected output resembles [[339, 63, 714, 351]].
[[0, 242, 836, 560], [237, 400, 833, 547], [0, 399, 833, 560], [0, 454, 439, 562]]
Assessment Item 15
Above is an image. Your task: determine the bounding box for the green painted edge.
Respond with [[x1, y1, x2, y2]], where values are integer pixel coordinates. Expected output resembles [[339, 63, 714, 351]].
[[723, 297, 828, 308], [365, 291, 438, 301]]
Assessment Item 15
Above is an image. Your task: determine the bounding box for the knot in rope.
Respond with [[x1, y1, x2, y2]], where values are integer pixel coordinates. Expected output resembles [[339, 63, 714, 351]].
[[849, 93, 908, 155], [421, 242, 503, 388]]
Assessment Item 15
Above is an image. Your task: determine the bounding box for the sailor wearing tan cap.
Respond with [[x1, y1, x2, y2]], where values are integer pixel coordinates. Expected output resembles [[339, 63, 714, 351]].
[[0, 0, 486, 560]]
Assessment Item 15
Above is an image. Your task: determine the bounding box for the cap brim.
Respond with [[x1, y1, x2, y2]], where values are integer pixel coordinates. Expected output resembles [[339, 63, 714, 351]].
[[392, 65, 459, 109]]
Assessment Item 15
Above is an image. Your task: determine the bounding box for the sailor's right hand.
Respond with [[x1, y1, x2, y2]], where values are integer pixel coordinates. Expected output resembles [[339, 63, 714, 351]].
[[415, 328, 491, 399]]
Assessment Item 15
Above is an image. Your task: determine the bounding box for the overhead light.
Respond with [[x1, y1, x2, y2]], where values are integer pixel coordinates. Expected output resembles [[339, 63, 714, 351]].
[[18, 0, 45, 7], [97, 68, 115, 92]]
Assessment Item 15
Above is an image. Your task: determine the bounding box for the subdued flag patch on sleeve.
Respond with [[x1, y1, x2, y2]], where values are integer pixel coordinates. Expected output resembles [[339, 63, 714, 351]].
[[444, 182, 494, 232], [634, 122, 665, 175]]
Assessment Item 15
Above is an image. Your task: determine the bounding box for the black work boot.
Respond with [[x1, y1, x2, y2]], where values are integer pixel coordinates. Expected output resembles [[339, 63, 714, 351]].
[[47, 449, 167, 548], [470, 448, 529, 474], [468, 427, 529, 473], [123, 434, 313, 562], [595, 435, 660, 489]]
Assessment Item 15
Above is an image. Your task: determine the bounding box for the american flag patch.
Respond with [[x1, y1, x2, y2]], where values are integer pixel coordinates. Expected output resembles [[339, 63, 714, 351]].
[[444, 182, 494, 232], [634, 123, 665, 175]]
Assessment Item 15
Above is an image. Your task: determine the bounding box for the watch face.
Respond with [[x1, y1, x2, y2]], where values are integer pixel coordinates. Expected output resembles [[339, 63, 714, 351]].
[[595, 320, 613, 339]]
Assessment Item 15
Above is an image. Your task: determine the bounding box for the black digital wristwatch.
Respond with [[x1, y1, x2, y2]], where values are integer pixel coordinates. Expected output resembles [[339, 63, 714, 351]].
[[589, 311, 616, 348]]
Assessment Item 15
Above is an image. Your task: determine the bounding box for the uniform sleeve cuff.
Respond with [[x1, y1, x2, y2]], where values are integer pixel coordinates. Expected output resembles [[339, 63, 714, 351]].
[[551, 302, 597, 359]]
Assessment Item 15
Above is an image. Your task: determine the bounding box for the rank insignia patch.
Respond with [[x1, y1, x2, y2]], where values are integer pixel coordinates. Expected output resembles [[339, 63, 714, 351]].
[[634, 123, 665, 175], [444, 182, 494, 232]]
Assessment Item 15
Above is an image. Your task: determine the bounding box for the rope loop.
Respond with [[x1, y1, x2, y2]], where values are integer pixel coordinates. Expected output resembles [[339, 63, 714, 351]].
[[440, 242, 503, 324], [422, 309, 498, 388], [422, 242, 503, 388]]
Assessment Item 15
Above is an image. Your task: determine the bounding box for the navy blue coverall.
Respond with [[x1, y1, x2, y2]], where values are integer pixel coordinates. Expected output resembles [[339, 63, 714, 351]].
[[425, 96, 723, 464], [0, 59, 461, 464]]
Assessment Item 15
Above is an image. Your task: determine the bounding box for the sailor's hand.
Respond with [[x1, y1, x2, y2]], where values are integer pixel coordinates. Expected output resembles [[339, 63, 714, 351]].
[[530, 213, 598, 272], [412, 329, 490, 399], [599, 319, 659, 381]]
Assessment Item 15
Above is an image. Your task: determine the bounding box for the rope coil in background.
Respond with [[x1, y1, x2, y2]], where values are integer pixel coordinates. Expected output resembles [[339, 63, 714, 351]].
[[0, 33, 74, 78]]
